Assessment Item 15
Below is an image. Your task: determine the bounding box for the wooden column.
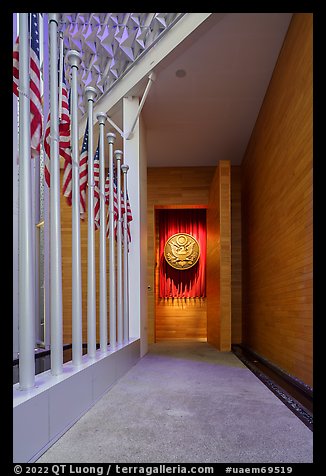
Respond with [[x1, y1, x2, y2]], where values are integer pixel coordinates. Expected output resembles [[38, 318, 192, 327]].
[[207, 160, 231, 351], [219, 160, 231, 351]]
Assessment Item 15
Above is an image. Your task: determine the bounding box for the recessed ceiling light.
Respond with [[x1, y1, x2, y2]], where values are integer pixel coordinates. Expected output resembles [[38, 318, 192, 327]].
[[175, 69, 186, 78]]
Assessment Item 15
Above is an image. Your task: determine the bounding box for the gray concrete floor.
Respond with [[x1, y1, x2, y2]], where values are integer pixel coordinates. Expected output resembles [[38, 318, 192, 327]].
[[37, 341, 313, 463]]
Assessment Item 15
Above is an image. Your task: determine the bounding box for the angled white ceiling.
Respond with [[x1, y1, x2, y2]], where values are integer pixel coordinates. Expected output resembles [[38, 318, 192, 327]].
[[141, 13, 293, 166], [59, 13, 293, 167]]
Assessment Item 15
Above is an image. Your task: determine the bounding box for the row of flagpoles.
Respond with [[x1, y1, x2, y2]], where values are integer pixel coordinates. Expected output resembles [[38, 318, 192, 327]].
[[13, 13, 133, 390]]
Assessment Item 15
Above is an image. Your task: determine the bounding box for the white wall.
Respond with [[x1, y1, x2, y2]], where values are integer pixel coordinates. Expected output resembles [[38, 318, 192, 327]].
[[123, 98, 148, 357], [139, 114, 148, 357]]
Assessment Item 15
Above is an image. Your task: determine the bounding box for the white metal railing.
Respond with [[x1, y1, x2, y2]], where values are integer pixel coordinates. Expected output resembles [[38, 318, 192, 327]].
[[15, 12, 138, 390]]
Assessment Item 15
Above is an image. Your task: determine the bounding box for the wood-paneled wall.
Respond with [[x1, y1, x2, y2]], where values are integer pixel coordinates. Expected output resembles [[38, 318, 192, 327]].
[[155, 298, 207, 341], [206, 166, 220, 347], [219, 161, 231, 350], [231, 166, 242, 344], [147, 167, 215, 343], [207, 161, 232, 351], [241, 14, 313, 385]]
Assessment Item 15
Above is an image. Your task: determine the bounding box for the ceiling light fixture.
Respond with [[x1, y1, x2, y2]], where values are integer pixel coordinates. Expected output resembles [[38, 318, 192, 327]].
[[175, 69, 186, 78]]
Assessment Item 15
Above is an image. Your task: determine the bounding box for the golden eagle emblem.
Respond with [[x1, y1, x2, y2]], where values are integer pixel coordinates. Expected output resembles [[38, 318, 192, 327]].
[[164, 233, 200, 270]]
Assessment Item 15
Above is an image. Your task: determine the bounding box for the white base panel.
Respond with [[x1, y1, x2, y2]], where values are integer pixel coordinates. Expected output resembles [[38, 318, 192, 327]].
[[13, 339, 140, 463]]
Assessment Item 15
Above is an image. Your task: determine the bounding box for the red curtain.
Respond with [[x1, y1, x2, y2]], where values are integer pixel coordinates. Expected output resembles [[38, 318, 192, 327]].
[[158, 209, 206, 298]]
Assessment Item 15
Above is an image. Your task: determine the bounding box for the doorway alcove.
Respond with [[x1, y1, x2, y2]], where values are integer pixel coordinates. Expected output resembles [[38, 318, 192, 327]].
[[154, 207, 207, 341]]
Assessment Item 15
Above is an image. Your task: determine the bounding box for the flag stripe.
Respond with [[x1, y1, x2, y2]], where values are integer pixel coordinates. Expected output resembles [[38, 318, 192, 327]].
[[44, 62, 72, 201], [105, 170, 119, 238], [13, 13, 43, 156], [79, 122, 89, 217]]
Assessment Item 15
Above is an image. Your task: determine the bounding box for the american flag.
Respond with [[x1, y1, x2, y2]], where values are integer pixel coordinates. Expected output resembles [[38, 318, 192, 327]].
[[79, 121, 89, 219], [93, 143, 100, 230], [44, 62, 71, 194], [60, 73, 73, 204], [122, 191, 132, 244], [105, 169, 118, 238], [13, 13, 43, 157]]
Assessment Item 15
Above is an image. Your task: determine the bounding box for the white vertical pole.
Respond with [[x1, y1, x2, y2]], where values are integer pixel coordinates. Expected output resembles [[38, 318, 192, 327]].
[[42, 14, 51, 351], [121, 164, 130, 344], [114, 150, 123, 345], [107, 132, 117, 349], [13, 12, 19, 360], [58, 32, 64, 120], [67, 49, 83, 366], [18, 13, 36, 389], [34, 116, 41, 346], [97, 112, 108, 353], [48, 13, 63, 375], [31, 123, 38, 346], [85, 87, 98, 359]]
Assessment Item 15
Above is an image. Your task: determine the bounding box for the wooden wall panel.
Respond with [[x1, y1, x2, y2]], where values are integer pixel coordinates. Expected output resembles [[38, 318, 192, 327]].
[[207, 164, 241, 349], [147, 167, 214, 343], [155, 298, 207, 341], [207, 162, 232, 351], [206, 166, 220, 348], [241, 14, 313, 386], [219, 161, 231, 351], [231, 166, 242, 343]]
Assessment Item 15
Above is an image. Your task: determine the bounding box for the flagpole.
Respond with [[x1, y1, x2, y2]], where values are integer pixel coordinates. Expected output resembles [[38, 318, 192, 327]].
[[121, 164, 130, 344], [85, 86, 98, 359], [34, 15, 42, 347], [48, 13, 63, 375], [58, 31, 64, 120], [97, 112, 108, 353], [67, 49, 83, 366], [114, 150, 123, 345], [107, 132, 117, 350], [18, 12, 36, 389]]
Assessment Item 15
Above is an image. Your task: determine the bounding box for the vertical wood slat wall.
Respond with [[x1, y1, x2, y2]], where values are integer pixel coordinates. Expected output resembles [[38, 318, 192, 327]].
[[206, 167, 220, 347], [207, 161, 232, 351], [219, 161, 231, 350], [231, 166, 242, 344], [241, 13, 313, 386]]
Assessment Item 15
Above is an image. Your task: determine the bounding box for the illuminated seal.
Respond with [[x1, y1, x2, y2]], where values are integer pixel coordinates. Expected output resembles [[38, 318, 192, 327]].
[[164, 233, 200, 270]]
